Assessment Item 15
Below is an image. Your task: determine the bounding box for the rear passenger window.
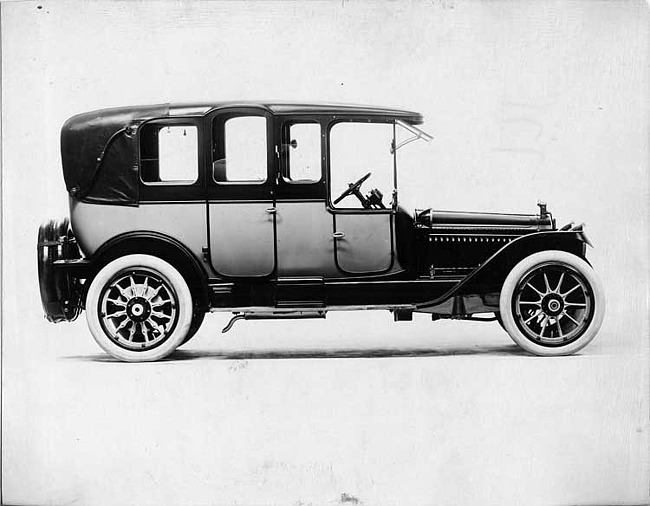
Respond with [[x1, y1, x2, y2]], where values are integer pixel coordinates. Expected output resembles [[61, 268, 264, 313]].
[[140, 124, 198, 184], [213, 116, 267, 183]]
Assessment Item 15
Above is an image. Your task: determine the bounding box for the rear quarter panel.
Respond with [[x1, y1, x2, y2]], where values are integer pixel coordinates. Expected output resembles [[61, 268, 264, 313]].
[[69, 199, 207, 266]]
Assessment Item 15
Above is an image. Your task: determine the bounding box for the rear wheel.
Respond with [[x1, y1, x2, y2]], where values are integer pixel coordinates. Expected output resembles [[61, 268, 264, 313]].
[[179, 310, 206, 347], [86, 254, 192, 362], [499, 250, 605, 356]]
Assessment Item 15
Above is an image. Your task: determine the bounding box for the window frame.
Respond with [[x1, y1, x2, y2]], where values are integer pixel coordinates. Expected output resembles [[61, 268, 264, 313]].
[[280, 120, 323, 185], [139, 122, 200, 187], [205, 107, 275, 202], [325, 117, 397, 213], [212, 113, 270, 186]]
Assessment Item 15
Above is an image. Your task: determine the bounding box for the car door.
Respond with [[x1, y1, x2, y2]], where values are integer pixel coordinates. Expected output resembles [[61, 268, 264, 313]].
[[332, 212, 393, 274], [207, 108, 276, 277], [328, 120, 395, 274], [274, 118, 338, 278]]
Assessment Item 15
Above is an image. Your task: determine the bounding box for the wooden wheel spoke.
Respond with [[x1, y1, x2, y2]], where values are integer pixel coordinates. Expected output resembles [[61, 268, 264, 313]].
[[114, 317, 132, 334], [563, 312, 581, 327], [128, 322, 138, 341], [524, 312, 540, 324], [142, 323, 151, 342], [146, 285, 162, 301], [526, 282, 545, 297], [147, 318, 166, 337], [561, 284, 580, 298], [539, 316, 548, 337], [116, 285, 132, 300], [519, 300, 541, 306], [129, 276, 137, 296], [150, 310, 171, 320]]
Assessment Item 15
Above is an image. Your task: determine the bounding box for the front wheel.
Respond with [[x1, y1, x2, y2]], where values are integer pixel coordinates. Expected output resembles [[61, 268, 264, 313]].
[[85, 254, 193, 362], [499, 250, 605, 356]]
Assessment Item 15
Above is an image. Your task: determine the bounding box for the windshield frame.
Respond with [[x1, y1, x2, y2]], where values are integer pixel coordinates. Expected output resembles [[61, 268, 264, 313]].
[[392, 120, 434, 154], [390, 120, 433, 208]]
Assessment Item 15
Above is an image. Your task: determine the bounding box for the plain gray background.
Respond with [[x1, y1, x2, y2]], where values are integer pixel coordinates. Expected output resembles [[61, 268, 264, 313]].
[[2, 1, 649, 505]]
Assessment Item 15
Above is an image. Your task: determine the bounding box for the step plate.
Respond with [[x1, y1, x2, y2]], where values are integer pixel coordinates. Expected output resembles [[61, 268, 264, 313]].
[[276, 277, 325, 308]]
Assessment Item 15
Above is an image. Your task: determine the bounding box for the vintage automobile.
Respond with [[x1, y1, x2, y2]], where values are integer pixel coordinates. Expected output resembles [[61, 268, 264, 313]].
[[38, 101, 605, 361]]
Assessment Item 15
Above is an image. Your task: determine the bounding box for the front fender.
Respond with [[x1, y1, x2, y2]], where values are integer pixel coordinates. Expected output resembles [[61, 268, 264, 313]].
[[415, 230, 590, 310], [457, 230, 589, 295]]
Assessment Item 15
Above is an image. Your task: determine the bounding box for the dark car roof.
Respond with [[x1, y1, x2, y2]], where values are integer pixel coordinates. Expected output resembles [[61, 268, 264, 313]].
[[164, 101, 423, 123]]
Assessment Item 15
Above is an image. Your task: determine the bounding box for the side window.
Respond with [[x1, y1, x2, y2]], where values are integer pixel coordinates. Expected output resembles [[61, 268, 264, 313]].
[[283, 122, 321, 183], [329, 122, 394, 209], [213, 116, 267, 183], [140, 124, 198, 184]]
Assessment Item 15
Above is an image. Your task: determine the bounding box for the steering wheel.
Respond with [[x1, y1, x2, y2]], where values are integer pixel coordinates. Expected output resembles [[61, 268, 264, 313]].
[[333, 172, 372, 205]]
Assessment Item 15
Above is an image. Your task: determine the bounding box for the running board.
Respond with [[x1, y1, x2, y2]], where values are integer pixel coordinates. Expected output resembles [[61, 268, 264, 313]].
[[276, 277, 325, 308], [221, 310, 327, 333]]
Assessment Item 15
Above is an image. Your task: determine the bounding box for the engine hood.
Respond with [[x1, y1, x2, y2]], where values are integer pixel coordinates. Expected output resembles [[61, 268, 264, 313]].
[[415, 208, 555, 230]]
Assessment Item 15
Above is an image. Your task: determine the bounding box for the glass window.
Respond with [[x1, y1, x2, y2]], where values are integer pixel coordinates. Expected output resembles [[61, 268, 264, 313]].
[[329, 122, 394, 209], [140, 124, 198, 184], [214, 116, 267, 183], [283, 123, 321, 183]]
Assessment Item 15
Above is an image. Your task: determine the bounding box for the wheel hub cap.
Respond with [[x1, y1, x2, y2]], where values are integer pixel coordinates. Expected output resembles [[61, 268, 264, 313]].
[[126, 297, 151, 322], [542, 294, 564, 316]]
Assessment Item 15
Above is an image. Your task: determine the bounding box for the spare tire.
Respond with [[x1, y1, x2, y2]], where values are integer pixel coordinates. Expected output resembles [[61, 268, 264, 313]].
[[37, 218, 82, 323]]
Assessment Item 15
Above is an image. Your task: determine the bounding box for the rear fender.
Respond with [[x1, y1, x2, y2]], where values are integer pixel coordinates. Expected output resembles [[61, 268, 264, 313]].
[[87, 231, 210, 312]]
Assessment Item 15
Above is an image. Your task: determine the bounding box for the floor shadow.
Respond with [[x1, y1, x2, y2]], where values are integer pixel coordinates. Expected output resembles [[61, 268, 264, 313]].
[[63, 342, 530, 363]]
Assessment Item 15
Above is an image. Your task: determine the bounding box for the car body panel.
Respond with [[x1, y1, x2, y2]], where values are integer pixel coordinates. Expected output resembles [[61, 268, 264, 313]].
[[209, 202, 276, 277], [70, 199, 207, 265], [275, 201, 337, 277], [333, 212, 394, 274]]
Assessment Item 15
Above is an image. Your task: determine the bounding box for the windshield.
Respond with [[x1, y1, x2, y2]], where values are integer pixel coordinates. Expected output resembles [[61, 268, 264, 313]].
[[327, 119, 434, 210], [329, 122, 394, 209]]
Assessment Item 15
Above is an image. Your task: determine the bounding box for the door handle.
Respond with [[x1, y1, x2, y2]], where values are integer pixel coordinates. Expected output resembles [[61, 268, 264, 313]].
[[333, 232, 345, 239], [265, 207, 277, 214]]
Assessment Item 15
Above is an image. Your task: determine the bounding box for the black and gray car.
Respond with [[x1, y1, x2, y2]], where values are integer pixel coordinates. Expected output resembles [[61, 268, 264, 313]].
[[38, 101, 605, 361]]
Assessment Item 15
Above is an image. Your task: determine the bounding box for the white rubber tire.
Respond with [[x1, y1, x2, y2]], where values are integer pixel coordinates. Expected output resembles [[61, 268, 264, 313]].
[[499, 250, 605, 356], [86, 254, 193, 362]]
